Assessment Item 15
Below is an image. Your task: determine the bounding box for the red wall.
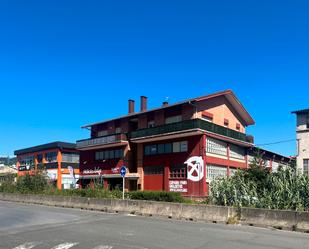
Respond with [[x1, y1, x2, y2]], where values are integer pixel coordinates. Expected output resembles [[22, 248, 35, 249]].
[[142, 135, 206, 197]]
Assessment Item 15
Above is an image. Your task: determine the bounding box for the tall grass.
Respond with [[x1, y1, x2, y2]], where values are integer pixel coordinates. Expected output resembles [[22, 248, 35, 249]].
[[210, 167, 309, 211]]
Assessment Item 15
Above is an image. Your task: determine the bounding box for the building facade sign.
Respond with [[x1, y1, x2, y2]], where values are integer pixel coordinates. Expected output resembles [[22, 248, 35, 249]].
[[169, 180, 188, 192], [185, 156, 204, 182]]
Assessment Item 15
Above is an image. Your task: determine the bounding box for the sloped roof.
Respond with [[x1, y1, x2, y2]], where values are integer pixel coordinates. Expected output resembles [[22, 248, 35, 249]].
[[14, 141, 76, 155], [81, 89, 255, 128], [291, 108, 309, 114]]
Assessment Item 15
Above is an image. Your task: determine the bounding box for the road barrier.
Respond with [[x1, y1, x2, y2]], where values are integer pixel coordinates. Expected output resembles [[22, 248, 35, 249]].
[[1, 193, 309, 232]]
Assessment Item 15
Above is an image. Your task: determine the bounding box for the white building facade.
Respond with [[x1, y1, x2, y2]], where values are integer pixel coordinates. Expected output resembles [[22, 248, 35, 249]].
[[292, 109, 309, 175]]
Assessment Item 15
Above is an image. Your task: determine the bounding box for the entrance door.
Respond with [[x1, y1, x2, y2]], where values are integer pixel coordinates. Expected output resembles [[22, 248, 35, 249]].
[[107, 178, 123, 191], [144, 166, 164, 191]]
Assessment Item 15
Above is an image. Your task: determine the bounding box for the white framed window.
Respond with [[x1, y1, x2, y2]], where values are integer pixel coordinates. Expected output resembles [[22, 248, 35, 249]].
[[229, 144, 245, 160], [303, 159, 309, 175], [98, 130, 108, 137], [206, 137, 227, 156], [165, 115, 182, 124], [201, 115, 213, 122], [207, 164, 227, 182], [115, 127, 121, 134]]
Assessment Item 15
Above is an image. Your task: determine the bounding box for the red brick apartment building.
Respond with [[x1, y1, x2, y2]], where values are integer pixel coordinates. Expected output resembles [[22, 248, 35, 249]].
[[14, 142, 79, 190], [77, 90, 292, 197]]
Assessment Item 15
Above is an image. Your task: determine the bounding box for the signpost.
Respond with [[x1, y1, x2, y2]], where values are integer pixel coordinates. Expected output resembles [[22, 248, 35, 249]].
[[120, 166, 126, 200]]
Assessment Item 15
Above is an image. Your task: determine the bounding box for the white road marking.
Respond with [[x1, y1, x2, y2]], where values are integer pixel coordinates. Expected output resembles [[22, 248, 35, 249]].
[[92, 246, 113, 249], [50, 242, 79, 249], [13, 242, 40, 249]]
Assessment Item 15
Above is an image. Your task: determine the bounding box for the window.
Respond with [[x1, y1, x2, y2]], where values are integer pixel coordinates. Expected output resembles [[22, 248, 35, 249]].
[[224, 119, 229, 127], [62, 153, 79, 163], [115, 127, 121, 134], [95, 149, 123, 161], [109, 150, 115, 159], [144, 144, 157, 155], [45, 152, 57, 163], [98, 130, 108, 137], [303, 159, 309, 175], [165, 143, 172, 153], [170, 164, 187, 179], [206, 137, 227, 156], [207, 164, 227, 182], [150, 145, 157, 155], [114, 149, 123, 158], [173, 142, 180, 153], [148, 121, 155, 128], [272, 161, 279, 172], [165, 115, 182, 124], [202, 115, 213, 122], [144, 145, 151, 156], [173, 141, 188, 153], [229, 144, 245, 160], [20, 155, 35, 166], [180, 141, 188, 152], [307, 116, 309, 129], [37, 154, 43, 163], [144, 141, 187, 156], [158, 144, 165, 154], [104, 150, 109, 159], [144, 166, 164, 175]]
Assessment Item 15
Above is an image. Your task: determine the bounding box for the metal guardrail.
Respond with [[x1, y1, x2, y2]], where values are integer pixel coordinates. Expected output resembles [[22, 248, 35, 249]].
[[76, 133, 127, 149], [130, 119, 247, 142]]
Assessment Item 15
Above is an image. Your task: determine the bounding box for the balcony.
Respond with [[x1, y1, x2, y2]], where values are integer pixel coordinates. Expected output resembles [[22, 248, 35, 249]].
[[129, 119, 248, 142], [76, 133, 128, 150]]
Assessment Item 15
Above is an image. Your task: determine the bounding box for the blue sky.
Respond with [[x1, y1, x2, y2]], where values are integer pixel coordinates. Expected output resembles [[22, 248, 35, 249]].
[[0, 0, 308, 157]]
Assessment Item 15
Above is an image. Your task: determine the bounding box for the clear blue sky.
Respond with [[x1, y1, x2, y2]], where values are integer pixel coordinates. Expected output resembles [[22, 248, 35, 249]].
[[0, 0, 308, 157]]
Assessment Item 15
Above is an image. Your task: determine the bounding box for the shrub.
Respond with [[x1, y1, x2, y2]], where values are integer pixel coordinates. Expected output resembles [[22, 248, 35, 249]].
[[16, 173, 48, 194], [0, 180, 16, 193], [128, 191, 185, 203]]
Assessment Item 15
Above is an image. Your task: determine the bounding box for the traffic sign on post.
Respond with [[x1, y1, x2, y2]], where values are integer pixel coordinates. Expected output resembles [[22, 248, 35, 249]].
[[120, 166, 126, 199], [120, 166, 126, 177]]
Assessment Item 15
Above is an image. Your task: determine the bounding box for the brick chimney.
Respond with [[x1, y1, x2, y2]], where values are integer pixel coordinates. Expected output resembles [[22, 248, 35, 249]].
[[141, 96, 147, 112], [162, 101, 169, 107], [128, 99, 135, 114]]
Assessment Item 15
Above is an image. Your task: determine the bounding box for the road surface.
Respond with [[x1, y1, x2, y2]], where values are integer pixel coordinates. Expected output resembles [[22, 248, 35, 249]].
[[0, 200, 308, 249]]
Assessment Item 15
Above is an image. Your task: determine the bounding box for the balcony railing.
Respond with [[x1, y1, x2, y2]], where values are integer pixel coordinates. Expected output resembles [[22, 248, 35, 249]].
[[130, 119, 247, 142], [76, 133, 127, 149]]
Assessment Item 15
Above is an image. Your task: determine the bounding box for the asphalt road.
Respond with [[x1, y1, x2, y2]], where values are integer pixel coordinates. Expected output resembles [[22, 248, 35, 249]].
[[0, 201, 308, 249]]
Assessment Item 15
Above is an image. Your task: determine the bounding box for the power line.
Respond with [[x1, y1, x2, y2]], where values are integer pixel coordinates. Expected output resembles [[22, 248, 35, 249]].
[[255, 139, 296, 147]]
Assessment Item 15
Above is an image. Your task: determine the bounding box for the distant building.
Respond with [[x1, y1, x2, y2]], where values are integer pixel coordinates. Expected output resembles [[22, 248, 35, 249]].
[[292, 109, 309, 175], [14, 142, 80, 189], [248, 147, 294, 172], [0, 165, 17, 183]]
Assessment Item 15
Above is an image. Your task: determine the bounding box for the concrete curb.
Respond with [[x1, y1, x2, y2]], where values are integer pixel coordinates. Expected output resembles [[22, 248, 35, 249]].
[[1, 193, 309, 232]]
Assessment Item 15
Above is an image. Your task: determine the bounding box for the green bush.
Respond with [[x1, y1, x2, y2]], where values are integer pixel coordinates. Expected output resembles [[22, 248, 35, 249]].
[[0, 181, 16, 193], [128, 191, 185, 203], [43, 186, 123, 199], [16, 173, 48, 194]]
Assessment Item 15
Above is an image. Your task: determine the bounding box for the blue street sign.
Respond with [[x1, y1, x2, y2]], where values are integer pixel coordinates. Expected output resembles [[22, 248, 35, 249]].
[[120, 166, 126, 177]]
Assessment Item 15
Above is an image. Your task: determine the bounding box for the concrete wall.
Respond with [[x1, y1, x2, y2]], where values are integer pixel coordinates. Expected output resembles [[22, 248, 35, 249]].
[[1, 193, 309, 232]]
